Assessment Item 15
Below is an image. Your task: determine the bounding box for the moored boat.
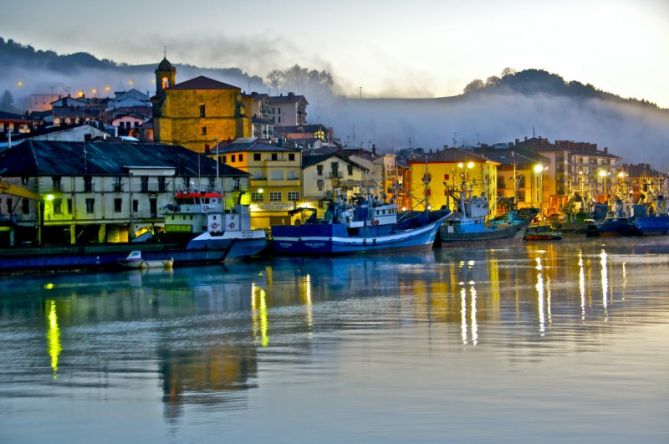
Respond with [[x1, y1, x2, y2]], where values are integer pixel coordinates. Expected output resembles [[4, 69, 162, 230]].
[[524, 225, 563, 241], [270, 197, 450, 255], [118, 250, 174, 269]]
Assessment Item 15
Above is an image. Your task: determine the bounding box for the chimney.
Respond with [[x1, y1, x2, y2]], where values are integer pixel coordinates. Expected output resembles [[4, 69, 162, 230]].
[[372, 144, 377, 155]]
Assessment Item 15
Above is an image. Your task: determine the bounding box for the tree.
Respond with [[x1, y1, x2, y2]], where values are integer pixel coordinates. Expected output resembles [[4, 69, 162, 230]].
[[0, 90, 18, 113], [463, 79, 485, 94], [501, 67, 516, 77], [486, 75, 501, 87], [265, 65, 335, 96]]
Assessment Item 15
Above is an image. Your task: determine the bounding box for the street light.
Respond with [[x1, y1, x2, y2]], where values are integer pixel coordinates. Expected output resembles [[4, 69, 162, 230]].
[[532, 163, 544, 211]]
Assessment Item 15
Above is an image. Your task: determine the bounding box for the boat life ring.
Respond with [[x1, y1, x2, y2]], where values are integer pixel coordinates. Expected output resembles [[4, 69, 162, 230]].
[[211, 223, 219, 230], [372, 219, 379, 226], [228, 222, 235, 229]]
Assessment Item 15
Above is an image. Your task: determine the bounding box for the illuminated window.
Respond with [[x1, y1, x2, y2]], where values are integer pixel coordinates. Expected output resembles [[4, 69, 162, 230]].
[[269, 192, 282, 202], [161, 76, 169, 89]]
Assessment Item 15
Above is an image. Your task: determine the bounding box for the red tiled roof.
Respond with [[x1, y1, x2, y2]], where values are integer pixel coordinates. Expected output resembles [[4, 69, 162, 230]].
[[170, 76, 240, 91]]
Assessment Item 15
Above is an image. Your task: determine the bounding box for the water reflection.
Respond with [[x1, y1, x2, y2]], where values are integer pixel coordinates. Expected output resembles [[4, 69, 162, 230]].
[[0, 240, 668, 439]]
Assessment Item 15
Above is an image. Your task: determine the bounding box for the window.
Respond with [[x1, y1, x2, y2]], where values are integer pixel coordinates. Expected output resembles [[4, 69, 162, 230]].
[[269, 192, 282, 202], [271, 153, 278, 161], [331, 162, 339, 177], [113, 176, 122, 192], [347, 164, 353, 176], [21, 176, 29, 185], [52, 176, 62, 191], [85, 198, 95, 214], [287, 170, 298, 180], [239, 154, 244, 162], [162, 76, 169, 89], [199, 104, 206, 117], [67, 199, 72, 214], [22, 199, 29, 214], [287, 191, 300, 201], [231, 154, 236, 162], [132, 200, 139, 212], [141, 176, 149, 193], [254, 153, 261, 161], [84, 176, 93, 192], [289, 153, 295, 161], [271, 170, 284, 180], [251, 192, 263, 202], [278, 116, 281, 123], [6, 198, 12, 214], [222, 155, 226, 163], [114, 198, 122, 213], [158, 177, 167, 192], [317, 165, 323, 176], [317, 179, 324, 191], [53, 198, 62, 215], [201, 126, 207, 136]]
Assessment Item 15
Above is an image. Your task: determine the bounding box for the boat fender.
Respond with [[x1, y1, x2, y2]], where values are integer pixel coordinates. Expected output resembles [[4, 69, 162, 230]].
[[229, 222, 235, 229], [211, 223, 219, 230]]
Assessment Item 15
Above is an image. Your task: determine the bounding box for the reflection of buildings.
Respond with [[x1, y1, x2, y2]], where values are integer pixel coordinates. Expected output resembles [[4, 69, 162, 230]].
[[159, 345, 258, 421]]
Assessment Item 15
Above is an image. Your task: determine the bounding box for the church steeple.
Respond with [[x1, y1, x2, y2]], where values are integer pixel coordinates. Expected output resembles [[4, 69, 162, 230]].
[[155, 55, 176, 97]]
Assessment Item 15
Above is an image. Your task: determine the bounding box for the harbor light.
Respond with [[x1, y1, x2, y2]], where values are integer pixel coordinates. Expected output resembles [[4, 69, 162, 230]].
[[617, 171, 626, 179], [533, 163, 544, 174], [46, 194, 55, 201], [598, 169, 609, 178], [457, 162, 464, 169], [467, 161, 475, 169], [257, 188, 264, 194]]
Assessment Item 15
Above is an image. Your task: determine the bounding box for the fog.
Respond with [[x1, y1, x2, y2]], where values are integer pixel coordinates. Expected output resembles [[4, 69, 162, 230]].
[[311, 92, 669, 168]]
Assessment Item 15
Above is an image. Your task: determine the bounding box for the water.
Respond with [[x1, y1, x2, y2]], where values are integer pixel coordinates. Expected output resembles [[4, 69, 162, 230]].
[[1, 238, 668, 443]]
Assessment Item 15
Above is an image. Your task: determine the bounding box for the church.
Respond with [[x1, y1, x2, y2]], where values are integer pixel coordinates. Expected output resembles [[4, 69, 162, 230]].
[[152, 57, 252, 153]]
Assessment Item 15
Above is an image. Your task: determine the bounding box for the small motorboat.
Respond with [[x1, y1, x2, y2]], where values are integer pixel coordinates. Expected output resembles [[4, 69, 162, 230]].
[[524, 225, 563, 241], [118, 251, 174, 269]]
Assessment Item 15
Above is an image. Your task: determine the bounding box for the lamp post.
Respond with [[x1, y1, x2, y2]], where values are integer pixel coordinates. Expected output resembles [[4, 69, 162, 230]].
[[533, 163, 544, 212]]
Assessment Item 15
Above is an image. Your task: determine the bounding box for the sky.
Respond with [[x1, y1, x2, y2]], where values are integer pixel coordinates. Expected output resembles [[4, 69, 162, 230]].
[[1, 0, 668, 106]]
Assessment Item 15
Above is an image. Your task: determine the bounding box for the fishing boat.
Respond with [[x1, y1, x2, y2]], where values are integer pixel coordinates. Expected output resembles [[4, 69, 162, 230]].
[[524, 225, 563, 241], [270, 196, 450, 255], [118, 251, 174, 269], [440, 189, 537, 242]]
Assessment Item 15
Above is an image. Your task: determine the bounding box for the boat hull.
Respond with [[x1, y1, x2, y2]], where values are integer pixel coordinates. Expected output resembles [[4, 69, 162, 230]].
[[0, 238, 267, 272], [634, 216, 669, 236], [271, 216, 447, 255]]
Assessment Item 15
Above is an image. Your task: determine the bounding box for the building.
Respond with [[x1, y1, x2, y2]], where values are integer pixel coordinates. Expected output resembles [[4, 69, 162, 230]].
[[0, 140, 248, 247], [51, 95, 108, 127], [268, 93, 308, 126], [0, 110, 32, 135], [301, 152, 370, 213], [407, 148, 499, 215], [472, 146, 550, 214], [1, 123, 112, 151], [514, 137, 621, 213], [152, 57, 251, 153], [214, 138, 301, 228], [623, 163, 668, 205]]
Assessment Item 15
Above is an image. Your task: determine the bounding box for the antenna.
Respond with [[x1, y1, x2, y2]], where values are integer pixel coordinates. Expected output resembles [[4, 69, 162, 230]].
[[163, 46, 167, 58]]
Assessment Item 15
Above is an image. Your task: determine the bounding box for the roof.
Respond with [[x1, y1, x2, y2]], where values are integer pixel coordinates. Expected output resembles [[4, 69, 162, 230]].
[[273, 124, 327, 134], [408, 148, 494, 164], [0, 110, 30, 122], [302, 152, 369, 171], [170, 76, 240, 91], [473, 147, 550, 167], [0, 140, 249, 178], [268, 93, 308, 105], [214, 139, 300, 154], [156, 57, 176, 72]]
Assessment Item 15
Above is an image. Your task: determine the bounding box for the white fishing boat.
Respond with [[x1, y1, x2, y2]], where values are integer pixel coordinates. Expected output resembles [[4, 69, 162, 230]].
[[118, 251, 174, 269]]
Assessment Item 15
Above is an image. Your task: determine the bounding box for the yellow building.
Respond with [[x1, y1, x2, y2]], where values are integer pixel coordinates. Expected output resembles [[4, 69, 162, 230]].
[[152, 57, 251, 153], [215, 139, 302, 228], [408, 149, 499, 216]]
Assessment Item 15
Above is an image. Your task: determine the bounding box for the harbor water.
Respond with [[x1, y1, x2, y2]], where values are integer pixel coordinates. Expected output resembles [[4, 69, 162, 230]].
[[1, 237, 668, 443]]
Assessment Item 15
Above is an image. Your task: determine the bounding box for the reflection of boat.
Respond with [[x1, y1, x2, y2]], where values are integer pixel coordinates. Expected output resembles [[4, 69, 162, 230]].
[[271, 197, 449, 255], [524, 225, 562, 241], [440, 189, 537, 242], [119, 251, 174, 269]]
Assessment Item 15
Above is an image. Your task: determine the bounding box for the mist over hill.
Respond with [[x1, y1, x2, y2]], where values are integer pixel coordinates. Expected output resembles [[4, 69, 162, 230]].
[[1, 37, 668, 167]]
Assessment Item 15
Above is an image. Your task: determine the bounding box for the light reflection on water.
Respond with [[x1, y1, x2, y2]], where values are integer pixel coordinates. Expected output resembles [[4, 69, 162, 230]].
[[0, 238, 668, 443]]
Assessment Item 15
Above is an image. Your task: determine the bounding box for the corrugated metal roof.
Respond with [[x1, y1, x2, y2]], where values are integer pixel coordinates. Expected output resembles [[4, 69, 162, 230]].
[[0, 140, 249, 178]]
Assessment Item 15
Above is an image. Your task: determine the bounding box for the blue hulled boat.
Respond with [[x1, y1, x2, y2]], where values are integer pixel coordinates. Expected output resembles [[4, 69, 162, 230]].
[[270, 197, 450, 255]]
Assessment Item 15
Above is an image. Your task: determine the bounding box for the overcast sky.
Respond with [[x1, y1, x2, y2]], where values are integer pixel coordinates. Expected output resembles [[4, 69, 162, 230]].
[[2, 0, 668, 106]]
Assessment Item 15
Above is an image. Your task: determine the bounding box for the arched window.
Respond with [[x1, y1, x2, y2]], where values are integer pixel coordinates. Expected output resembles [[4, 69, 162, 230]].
[[161, 76, 170, 89]]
